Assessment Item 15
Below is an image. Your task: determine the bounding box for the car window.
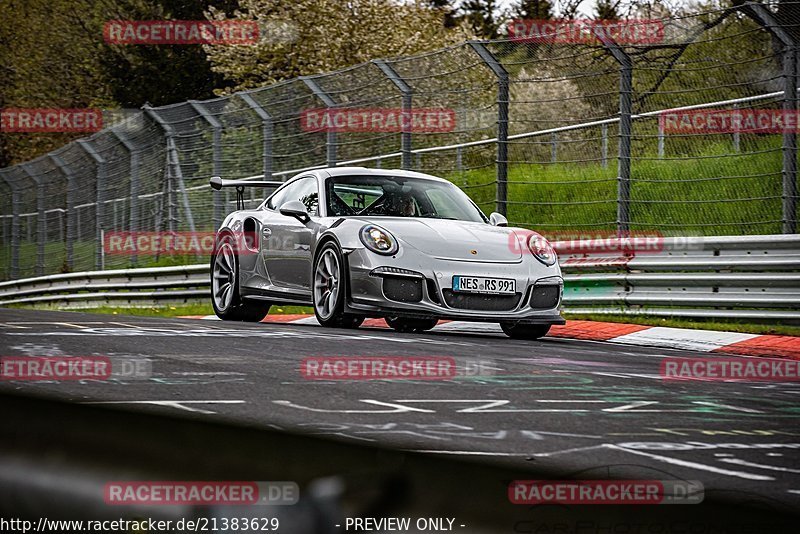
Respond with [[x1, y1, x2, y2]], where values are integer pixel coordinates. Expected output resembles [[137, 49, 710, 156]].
[[325, 174, 486, 222], [265, 176, 319, 215]]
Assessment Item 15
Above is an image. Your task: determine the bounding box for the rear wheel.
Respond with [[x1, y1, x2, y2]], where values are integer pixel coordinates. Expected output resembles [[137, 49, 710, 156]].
[[386, 317, 439, 333], [500, 322, 550, 340], [313, 242, 364, 328], [211, 235, 270, 322]]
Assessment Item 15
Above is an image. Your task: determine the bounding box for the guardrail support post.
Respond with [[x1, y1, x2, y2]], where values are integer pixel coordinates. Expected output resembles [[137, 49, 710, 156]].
[[77, 140, 106, 270], [50, 154, 77, 270], [744, 3, 797, 233], [144, 106, 198, 233], [373, 60, 413, 170], [189, 101, 225, 225], [469, 41, 509, 216], [238, 92, 274, 180], [111, 129, 140, 265], [301, 76, 337, 167], [595, 29, 632, 234], [0, 170, 21, 278], [21, 164, 46, 276]]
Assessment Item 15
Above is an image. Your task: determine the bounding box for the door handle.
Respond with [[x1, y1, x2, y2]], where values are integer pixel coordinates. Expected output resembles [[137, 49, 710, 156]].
[[261, 227, 272, 239]]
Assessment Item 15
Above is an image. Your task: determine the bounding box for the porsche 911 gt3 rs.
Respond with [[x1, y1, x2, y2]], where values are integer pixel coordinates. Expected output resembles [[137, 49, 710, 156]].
[[209, 167, 564, 339]]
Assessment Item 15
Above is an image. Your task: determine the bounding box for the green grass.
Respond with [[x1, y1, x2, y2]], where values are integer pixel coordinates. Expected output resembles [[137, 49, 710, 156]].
[[451, 138, 785, 235]]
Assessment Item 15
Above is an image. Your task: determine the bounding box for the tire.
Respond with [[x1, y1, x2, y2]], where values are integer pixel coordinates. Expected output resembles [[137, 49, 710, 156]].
[[500, 322, 551, 340], [386, 317, 439, 333], [313, 242, 364, 328], [211, 234, 270, 322]]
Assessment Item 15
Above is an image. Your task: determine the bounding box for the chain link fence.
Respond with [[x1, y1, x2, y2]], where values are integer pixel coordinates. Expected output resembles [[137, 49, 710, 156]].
[[1, 2, 798, 280]]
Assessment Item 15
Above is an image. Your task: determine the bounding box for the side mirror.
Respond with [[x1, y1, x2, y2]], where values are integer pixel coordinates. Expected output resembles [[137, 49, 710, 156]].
[[280, 200, 311, 223], [489, 212, 508, 227]]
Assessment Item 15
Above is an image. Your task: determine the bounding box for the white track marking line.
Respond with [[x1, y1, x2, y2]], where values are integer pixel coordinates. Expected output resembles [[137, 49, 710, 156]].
[[84, 400, 244, 415], [606, 444, 774, 481], [717, 458, 800, 474], [407, 450, 527, 456]]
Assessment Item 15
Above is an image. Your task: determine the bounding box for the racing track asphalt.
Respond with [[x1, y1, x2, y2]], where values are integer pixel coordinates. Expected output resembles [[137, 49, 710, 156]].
[[1, 308, 799, 516]]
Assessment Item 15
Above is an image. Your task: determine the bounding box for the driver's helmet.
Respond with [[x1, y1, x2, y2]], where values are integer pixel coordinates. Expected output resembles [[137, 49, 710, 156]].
[[386, 192, 415, 216]]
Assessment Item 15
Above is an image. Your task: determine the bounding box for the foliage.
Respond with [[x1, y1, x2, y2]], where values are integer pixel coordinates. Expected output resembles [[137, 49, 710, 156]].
[[204, 0, 474, 91]]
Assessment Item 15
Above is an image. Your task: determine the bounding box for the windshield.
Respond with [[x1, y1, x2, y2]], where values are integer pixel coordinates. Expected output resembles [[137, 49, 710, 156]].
[[325, 174, 487, 223]]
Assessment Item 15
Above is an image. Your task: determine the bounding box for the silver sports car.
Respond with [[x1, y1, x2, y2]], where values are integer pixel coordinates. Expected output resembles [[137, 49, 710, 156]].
[[209, 167, 565, 339]]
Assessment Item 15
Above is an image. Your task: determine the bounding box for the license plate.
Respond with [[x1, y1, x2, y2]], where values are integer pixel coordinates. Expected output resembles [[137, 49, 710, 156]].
[[452, 276, 516, 295]]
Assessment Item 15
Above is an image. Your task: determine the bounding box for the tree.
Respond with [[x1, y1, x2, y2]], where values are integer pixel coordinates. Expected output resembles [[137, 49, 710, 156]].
[[0, 0, 238, 165], [0, 0, 114, 166], [99, 0, 240, 108], [459, 0, 501, 38], [204, 0, 473, 91], [594, 0, 621, 20], [511, 0, 554, 20]]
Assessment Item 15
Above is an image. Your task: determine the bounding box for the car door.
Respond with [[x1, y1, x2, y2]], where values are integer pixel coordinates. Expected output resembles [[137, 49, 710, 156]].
[[261, 176, 319, 290]]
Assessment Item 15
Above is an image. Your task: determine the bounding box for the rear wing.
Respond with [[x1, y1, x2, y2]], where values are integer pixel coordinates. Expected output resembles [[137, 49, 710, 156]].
[[209, 176, 284, 210]]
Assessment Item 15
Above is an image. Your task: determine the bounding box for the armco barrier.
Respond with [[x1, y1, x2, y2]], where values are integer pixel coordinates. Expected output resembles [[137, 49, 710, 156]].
[[557, 234, 800, 322], [0, 235, 798, 322]]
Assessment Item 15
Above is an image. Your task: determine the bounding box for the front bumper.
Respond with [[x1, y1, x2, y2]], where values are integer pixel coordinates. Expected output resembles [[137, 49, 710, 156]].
[[344, 247, 566, 325]]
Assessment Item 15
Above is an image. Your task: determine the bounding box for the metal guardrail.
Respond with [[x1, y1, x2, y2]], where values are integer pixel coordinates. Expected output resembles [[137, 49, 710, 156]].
[[1, 235, 798, 322], [0, 264, 209, 308], [557, 234, 800, 322]]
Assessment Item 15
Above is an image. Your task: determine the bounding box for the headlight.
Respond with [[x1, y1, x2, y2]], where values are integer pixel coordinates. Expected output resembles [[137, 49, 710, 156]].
[[528, 233, 557, 266], [359, 224, 399, 255]]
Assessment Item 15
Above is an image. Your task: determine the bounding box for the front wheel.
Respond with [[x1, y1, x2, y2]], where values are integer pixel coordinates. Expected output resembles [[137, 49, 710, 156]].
[[313, 242, 364, 328], [386, 317, 439, 333], [500, 322, 551, 340], [211, 235, 270, 322]]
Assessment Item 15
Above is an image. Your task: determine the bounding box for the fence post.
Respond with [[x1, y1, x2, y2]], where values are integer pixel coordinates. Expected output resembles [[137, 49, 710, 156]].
[[0, 169, 21, 278], [732, 103, 740, 153], [144, 106, 197, 233], [189, 100, 225, 225], [469, 41, 509, 217], [21, 164, 46, 276], [373, 59, 413, 170], [238, 92, 274, 180], [745, 3, 797, 233], [601, 123, 609, 168], [77, 140, 106, 270], [550, 132, 558, 163], [595, 29, 633, 234], [111, 128, 140, 265], [50, 154, 76, 270], [301, 76, 337, 167]]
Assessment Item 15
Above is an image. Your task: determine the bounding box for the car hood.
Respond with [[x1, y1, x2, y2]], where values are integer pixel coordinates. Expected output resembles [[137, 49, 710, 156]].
[[362, 217, 523, 262]]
